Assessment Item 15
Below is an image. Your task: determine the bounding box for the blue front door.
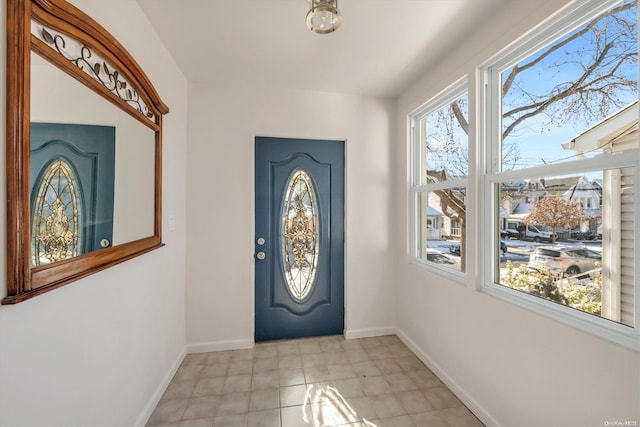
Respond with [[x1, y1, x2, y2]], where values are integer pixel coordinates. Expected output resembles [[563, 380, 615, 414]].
[[30, 123, 116, 265], [255, 137, 344, 341]]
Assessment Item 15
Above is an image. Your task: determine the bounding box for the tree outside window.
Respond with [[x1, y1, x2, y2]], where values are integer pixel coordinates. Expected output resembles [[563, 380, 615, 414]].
[[486, 0, 637, 327]]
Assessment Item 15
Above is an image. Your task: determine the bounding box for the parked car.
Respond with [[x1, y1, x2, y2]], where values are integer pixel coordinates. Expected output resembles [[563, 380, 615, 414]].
[[449, 245, 460, 256], [505, 220, 555, 242], [528, 246, 601, 276], [450, 242, 506, 255], [427, 249, 461, 271], [500, 229, 519, 239], [517, 224, 555, 242], [426, 250, 456, 265]]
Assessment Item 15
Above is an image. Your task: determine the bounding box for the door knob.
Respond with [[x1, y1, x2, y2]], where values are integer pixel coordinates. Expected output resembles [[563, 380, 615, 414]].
[[256, 251, 266, 260]]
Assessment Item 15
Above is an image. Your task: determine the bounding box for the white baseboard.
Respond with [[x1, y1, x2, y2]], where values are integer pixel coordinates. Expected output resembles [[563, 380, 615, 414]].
[[396, 329, 500, 427], [345, 326, 397, 340], [187, 338, 255, 354], [135, 345, 187, 427]]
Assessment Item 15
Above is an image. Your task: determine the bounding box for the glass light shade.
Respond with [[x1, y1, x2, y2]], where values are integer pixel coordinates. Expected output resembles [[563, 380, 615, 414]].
[[306, 1, 342, 34], [312, 10, 337, 31]]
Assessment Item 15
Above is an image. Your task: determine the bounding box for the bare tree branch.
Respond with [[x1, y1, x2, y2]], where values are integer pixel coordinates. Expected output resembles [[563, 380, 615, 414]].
[[451, 100, 468, 134], [501, 1, 635, 95], [423, 1, 636, 267], [502, 40, 622, 138]]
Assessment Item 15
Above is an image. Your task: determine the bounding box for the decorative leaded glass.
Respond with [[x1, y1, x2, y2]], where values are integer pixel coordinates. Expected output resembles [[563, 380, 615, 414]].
[[31, 158, 82, 266], [281, 169, 319, 301]]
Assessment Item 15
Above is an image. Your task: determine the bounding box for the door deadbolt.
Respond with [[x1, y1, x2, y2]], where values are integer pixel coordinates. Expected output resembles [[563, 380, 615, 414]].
[[256, 251, 266, 260], [257, 237, 265, 245]]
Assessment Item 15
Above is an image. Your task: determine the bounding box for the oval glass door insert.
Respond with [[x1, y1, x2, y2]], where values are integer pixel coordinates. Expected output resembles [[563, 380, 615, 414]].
[[281, 169, 319, 301], [31, 158, 82, 266]]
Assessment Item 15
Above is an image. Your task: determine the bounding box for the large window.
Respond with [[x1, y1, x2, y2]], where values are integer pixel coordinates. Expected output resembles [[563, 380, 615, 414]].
[[411, 79, 468, 274], [484, 0, 638, 342], [408, 0, 638, 348]]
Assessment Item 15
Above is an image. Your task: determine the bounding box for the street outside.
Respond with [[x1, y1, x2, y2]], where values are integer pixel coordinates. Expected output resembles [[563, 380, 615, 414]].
[[427, 238, 602, 270]]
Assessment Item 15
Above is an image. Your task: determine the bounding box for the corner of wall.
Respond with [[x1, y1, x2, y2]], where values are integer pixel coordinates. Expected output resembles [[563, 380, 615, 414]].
[[396, 328, 501, 427], [345, 327, 397, 340], [135, 345, 187, 427], [187, 338, 255, 354]]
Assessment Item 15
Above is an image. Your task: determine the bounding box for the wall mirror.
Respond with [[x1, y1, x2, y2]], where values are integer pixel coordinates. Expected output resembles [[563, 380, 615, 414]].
[[3, 0, 169, 304]]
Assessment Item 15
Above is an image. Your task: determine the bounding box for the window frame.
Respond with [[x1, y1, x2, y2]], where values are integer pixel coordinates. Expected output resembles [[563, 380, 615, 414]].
[[480, 0, 640, 350], [409, 77, 469, 282]]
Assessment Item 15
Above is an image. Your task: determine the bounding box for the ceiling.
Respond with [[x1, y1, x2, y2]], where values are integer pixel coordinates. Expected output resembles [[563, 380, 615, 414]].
[[137, 0, 507, 98]]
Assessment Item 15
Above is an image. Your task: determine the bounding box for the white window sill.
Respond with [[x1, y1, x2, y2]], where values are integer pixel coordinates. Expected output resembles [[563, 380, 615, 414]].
[[409, 257, 468, 286], [483, 281, 639, 352]]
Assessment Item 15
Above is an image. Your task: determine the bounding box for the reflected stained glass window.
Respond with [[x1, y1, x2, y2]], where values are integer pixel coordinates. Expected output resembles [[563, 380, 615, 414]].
[[281, 169, 319, 301], [31, 158, 82, 266]]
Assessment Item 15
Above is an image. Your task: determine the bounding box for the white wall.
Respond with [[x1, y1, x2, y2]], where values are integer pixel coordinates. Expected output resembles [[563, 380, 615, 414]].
[[186, 83, 397, 351], [31, 54, 156, 245], [0, 0, 188, 425], [396, 1, 639, 426]]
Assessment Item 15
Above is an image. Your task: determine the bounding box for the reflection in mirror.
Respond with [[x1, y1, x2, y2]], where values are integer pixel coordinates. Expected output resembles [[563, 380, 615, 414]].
[[31, 157, 83, 264], [30, 52, 156, 265], [30, 122, 115, 266], [3, 0, 168, 304]]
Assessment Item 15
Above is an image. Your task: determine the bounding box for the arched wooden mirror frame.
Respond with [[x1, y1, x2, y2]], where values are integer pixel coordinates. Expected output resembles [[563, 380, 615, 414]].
[[3, 0, 169, 304]]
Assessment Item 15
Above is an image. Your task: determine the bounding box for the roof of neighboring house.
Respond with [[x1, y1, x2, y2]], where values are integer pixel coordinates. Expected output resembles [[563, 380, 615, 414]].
[[562, 100, 638, 155], [426, 206, 443, 216], [513, 203, 533, 215], [542, 176, 582, 196], [583, 208, 602, 218], [509, 213, 530, 220]]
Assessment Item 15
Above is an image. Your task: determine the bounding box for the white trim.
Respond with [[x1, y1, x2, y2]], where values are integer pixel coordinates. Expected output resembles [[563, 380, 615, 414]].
[[344, 327, 397, 340], [187, 338, 255, 354], [412, 177, 468, 192], [483, 283, 639, 351], [484, 66, 501, 175], [410, 78, 470, 121], [485, 151, 639, 183], [135, 346, 187, 427], [602, 168, 622, 322], [396, 329, 502, 427], [409, 258, 467, 286], [409, 76, 470, 274], [633, 162, 640, 330], [567, 101, 638, 153], [480, 0, 639, 350], [476, 69, 491, 292], [410, 116, 421, 187], [483, 162, 640, 350]]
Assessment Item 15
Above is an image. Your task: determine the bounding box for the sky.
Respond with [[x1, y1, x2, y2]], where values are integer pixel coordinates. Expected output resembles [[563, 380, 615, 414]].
[[423, 0, 637, 183], [500, 0, 638, 171]]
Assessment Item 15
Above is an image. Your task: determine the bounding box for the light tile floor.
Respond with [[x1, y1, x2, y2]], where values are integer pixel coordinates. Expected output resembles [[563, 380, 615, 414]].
[[147, 335, 484, 427]]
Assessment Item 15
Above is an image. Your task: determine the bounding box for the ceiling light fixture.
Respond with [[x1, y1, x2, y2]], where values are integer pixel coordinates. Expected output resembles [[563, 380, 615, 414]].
[[306, 0, 342, 34]]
